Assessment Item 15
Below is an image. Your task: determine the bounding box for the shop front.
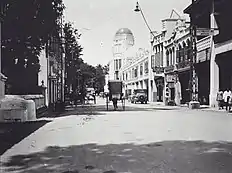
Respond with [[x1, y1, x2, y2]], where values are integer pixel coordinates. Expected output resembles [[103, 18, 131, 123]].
[[216, 51, 232, 91], [195, 61, 210, 105], [165, 73, 175, 105], [154, 77, 164, 102], [178, 70, 191, 104]]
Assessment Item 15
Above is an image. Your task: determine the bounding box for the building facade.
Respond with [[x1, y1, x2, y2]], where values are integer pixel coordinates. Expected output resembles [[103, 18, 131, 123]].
[[119, 48, 151, 99], [184, 0, 232, 107], [38, 33, 64, 109], [108, 28, 135, 81], [151, 9, 190, 105]]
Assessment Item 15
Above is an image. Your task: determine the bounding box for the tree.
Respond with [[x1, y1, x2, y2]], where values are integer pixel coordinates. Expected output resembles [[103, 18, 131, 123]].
[[63, 22, 83, 92], [93, 64, 107, 94], [1, 0, 65, 94]]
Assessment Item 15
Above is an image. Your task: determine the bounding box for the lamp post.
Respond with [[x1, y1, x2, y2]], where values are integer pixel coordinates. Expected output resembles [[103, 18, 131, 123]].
[[134, 1, 155, 38], [188, 0, 200, 109]]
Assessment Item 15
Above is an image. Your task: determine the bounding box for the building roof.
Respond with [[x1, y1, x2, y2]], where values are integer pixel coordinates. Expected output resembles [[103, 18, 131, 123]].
[[115, 28, 133, 35], [184, 0, 211, 14]]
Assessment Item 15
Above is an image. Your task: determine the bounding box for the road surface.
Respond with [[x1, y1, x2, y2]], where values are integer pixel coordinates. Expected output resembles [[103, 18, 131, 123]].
[[1, 98, 232, 173]]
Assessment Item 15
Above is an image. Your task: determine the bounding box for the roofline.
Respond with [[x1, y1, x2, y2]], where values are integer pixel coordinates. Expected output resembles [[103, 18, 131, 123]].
[[161, 18, 184, 22], [184, 0, 209, 14]]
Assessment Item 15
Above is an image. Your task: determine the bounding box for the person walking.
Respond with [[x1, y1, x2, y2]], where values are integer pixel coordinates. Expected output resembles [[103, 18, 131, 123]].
[[223, 89, 231, 111]]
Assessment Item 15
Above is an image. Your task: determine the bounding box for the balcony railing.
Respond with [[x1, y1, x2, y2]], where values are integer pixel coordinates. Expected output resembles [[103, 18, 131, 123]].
[[176, 60, 190, 70], [153, 66, 164, 74], [164, 65, 174, 73]]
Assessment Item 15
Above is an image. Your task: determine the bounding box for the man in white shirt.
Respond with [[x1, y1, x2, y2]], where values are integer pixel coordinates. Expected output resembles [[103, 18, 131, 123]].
[[223, 89, 232, 111]]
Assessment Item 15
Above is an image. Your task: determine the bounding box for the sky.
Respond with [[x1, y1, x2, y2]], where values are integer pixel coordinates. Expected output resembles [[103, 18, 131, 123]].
[[64, 0, 191, 66]]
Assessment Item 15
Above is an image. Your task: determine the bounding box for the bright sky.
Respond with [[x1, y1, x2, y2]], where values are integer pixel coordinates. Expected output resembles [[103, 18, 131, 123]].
[[64, 0, 191, 66]]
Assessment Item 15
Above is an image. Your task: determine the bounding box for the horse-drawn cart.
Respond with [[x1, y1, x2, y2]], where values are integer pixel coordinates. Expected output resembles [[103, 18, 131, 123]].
[[106, 80, 125, 111]]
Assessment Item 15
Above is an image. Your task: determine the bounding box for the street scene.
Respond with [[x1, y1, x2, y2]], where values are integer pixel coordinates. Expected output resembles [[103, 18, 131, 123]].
[[1, 0, 232, 172]]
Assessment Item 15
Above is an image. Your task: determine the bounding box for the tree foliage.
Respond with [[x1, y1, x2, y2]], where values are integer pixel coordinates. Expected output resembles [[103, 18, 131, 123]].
[[64, 22, 83, 90], [1, 0, 65, 94]]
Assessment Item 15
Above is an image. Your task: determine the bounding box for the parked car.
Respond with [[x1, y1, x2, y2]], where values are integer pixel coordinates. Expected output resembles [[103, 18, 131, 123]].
[[131, 89, 148, 104]]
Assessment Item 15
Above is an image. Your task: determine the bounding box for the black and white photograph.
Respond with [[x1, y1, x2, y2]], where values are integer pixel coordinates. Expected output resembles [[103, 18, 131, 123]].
[[1, 0, 232, 172]]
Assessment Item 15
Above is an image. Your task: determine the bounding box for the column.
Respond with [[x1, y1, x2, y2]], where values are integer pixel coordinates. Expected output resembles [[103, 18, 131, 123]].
[[0, 18, 6, 99], [149, 80, 153, 102], [209, 3, 219, 107], [209, 38, 219, 107]]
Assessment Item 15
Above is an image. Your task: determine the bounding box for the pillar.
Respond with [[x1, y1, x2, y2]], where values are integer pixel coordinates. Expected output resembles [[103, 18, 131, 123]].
[[209, 3, 219, 107], [209, 39, 219, 107], [149, 79, 153, 102], [0, 16, 6, 100]]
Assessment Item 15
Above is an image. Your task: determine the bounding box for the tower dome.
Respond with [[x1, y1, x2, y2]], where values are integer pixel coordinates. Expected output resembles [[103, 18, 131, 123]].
[[113, 28, 134, 55], [115, 28, 133, 36]]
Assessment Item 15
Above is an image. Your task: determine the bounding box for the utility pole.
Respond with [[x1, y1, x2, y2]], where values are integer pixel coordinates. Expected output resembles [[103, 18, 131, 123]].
[[189, 0, 200, 109]]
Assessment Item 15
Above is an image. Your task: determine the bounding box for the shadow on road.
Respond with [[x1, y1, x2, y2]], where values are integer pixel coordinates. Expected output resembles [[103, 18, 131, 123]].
[[0, 120, 51, 156], [2, 140, 232, 173]]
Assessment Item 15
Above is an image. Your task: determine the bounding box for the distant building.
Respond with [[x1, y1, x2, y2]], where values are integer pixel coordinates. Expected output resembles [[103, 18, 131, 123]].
[[119, 47, 151, 100], [109, 28, 135, 80]]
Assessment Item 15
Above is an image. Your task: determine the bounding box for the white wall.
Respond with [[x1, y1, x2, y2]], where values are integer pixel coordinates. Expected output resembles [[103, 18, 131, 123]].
[[38, 49, 48, 106]]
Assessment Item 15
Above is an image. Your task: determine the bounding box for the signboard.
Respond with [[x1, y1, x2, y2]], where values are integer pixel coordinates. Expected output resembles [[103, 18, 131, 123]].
[[166, 75, 175, 82], [197, 49, 210, 62], [196, 28, 213, 36]]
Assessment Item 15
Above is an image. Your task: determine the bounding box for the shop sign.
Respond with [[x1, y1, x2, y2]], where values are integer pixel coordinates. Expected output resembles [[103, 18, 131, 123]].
[[197, 49, 209, 62], [166, 74, 175, 82], [196, 28, 213, 36]]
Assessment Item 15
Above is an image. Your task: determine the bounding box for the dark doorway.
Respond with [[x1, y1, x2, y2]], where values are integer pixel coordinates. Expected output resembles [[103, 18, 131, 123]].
[[157, 85, 163, 102], [179, 70, 191, 104], [155, 78, 164, 102], [217, 51, 232, 91], [196, 61, 210, 105]]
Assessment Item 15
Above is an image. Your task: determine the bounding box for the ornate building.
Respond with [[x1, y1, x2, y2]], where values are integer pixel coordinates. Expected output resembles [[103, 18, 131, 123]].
[[108, 28, 135, 80]]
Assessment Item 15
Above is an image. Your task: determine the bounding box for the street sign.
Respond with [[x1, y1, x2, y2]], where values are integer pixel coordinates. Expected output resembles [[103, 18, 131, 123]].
[[196, 28, 213, 36]]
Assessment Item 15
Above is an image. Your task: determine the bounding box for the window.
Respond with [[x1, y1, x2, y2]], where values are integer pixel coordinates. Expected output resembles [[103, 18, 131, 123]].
[[116, 59, 118, 70], [134, 66, 138, 78], [119, 59, 122, 69], [144, 61, 148, 74], [140, 64, 143, 76], [151, 55, 155, 68]]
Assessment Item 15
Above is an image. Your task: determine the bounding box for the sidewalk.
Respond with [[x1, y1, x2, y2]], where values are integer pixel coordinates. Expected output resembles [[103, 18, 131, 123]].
[[149, 102, 232, 114]]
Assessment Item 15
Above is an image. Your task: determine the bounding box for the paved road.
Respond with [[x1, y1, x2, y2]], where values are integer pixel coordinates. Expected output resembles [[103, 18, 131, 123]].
[[1, 98, 232, 172]]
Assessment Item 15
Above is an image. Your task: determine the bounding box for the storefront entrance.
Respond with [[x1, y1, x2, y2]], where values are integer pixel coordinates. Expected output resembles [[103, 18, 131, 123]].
[[217, 51, 232, 91], [155, 78, 164, 102], [196, 61, 210, 105], [178, 70, 191, 104]]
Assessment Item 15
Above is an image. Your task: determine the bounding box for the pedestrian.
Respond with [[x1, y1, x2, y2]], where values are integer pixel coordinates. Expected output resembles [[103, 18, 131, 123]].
[[112, 97, 118, 110], [223, 88, 231, 111], [216, 91, 224, 109]]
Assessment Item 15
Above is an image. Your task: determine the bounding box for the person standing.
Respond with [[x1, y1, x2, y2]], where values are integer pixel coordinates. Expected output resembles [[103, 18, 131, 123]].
[[216, 91, 224, 109], [223, 89, 231, 111]]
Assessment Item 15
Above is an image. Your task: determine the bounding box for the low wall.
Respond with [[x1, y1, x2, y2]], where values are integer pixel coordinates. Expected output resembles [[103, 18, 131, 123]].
[[5, 95, 46, 110]]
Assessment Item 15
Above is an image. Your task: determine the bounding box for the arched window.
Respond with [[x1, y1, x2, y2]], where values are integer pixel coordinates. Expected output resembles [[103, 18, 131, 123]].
[[182, 41, 187, 60], [186, 39, 191, 60], [172, 47, 175, 64], [176, 44, 182, 63], [166, 50, 169, 66]]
